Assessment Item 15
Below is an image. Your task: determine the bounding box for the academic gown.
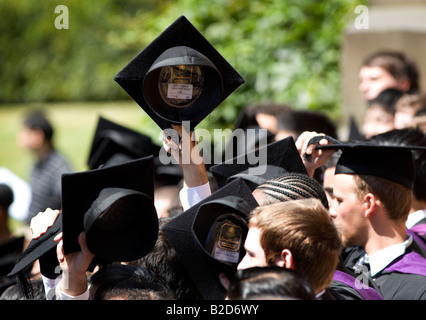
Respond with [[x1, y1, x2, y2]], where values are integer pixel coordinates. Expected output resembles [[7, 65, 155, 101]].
[[342, 243, 426, 300], [330, 260, 383, 300], [374, 270, 426, 300], [409, 218, 426, 246]]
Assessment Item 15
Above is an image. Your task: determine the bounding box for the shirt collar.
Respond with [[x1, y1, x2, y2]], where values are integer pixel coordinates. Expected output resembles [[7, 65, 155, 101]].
[[368, 235, 413, 277], [406, 209, 426, 229]]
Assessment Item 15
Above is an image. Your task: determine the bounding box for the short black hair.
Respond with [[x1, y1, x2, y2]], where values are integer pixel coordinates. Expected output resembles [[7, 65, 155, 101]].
[[24, 110, 54, 142], [90, 264, 174, 300], [227, 266, 315, 300]]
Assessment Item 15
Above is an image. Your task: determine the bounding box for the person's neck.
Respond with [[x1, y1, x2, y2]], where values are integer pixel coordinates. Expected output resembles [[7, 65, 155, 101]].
[[34, 143, 53, 162], [364, 221, 407, 256]]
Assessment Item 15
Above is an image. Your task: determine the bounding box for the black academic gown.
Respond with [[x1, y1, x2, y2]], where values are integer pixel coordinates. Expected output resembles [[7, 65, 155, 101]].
[[342, 243, 426, 300], [374, 270, 426, 300], [408, 219, 426, 250], [330, 260, 383, 300]]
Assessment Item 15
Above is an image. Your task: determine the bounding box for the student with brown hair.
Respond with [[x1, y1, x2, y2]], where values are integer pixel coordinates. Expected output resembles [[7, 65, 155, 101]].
[[359, 50, 419, 101], [297, 131, 426, 299], [237, 198, 342, 299]]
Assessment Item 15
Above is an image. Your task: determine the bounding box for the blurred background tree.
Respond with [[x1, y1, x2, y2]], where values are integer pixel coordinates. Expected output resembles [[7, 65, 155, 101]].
[[0, 0, 364, 127]]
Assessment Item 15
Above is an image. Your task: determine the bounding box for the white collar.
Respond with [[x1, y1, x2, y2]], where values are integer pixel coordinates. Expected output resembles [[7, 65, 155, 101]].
[[406, 209, 426, 229], [315, 290, 326, 299], [368, 235, 413, 277]]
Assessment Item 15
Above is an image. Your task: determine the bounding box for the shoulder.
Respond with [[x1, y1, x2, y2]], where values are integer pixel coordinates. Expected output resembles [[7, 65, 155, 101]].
[[375, 272, 426, 300]]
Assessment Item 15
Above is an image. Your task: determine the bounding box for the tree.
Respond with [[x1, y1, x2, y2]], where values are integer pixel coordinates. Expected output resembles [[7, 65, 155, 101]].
[[0, 0, 363, 127]]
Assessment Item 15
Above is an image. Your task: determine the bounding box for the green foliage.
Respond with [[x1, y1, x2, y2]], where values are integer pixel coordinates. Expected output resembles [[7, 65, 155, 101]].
[[0, 0, 364, 127]]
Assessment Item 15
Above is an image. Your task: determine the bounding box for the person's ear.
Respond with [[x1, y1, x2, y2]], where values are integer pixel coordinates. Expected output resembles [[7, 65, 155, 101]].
[[275, 249, 294, 269], [363, 193, 378, 218]]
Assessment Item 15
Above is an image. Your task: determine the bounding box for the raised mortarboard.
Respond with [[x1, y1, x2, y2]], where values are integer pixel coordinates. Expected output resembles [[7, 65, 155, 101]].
[[161, 178, 258, 300], [309, 135, 426, 190], [8, 156, 158, 279], [87, 116, 160, 169], [62, 156, 158, 261], [8, 212, 62, 280], [114, 16, 244, 130], [209, 136, 307, 191]]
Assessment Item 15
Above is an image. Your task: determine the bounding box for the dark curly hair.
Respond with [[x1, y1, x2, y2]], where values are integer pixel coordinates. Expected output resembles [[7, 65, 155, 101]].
[[256, 172, 329, 209]]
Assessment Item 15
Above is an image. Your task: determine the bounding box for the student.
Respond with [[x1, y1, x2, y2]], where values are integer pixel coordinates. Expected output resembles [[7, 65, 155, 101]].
[[298, 131, 426, 299], [226, 266, 315, 300], [275, 109, 337, 142], [0, 278, 45, 300], [89, 264, 174, 300], [163, 124, 211, 211], [239, 102, 293, 137], [237, 198, 342, 299], [394, 93, 426, 129], [362, 88, 404, 139], [8, 156, 159, 300], [369, 128, 426, 249], [359, 50, 419, 101], [18, 110, 73, 225], [129, 218, 201, 300], [162, 178, 259, 300], [252, 172, 329, 209]]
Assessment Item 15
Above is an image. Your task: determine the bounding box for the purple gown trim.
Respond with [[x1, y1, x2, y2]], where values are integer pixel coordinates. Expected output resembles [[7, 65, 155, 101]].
[[333, 270, 383, 300]]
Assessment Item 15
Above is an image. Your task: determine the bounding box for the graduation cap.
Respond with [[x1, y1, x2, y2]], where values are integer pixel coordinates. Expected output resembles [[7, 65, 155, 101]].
[[87, 116, 160, 169], [161, 178, 258, 300], [209, 136, 307, 191], [309, 135, 426, 190], [8, 156, 159, 279], [114, 15, 244, 129]]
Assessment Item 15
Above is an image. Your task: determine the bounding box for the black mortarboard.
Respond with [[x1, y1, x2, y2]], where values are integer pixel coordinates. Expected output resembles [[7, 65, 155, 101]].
[[87, 116, 160, 169], [8, 214, 62, 278], [209, 136, 307, 191], [8, 156, 158, 279], [62, 156, 158, 261], [310, 135, 426, 190], [114, 16, 244, 129], [161, 178, 258, 300]]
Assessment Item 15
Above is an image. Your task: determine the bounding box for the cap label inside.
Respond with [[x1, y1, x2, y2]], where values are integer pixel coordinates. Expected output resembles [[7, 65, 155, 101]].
[[214, 247, 240, 264], [212, 223, 242, 263], [167, 83, 193, 100]]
